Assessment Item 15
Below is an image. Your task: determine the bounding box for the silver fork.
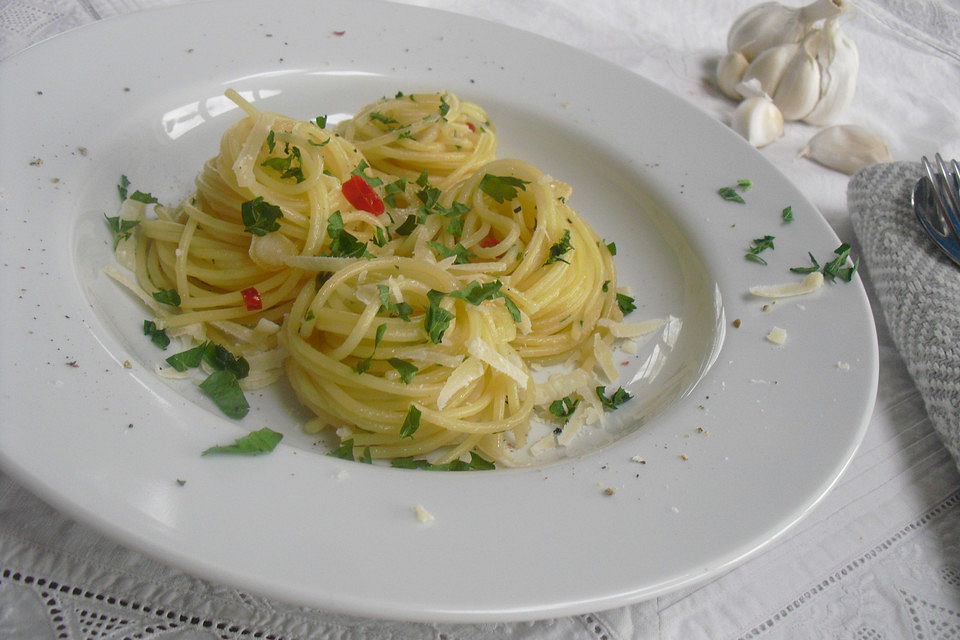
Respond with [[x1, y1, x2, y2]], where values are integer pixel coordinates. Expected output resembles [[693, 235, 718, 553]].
[[912, 153, 960, 267]]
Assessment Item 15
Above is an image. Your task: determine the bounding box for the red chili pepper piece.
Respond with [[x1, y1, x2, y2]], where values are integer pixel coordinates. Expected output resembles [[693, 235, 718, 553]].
[[342, 174, 384, 215], [466, 122, 476, 132], [241, 287, 263, 311], [480, 235, 499, 248]]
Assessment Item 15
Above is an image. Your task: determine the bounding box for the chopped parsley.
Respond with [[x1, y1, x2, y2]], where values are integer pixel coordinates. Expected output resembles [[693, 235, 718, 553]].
[[395, 214, 419, 236], [479, 174, 530, 203], [424, 289, 455, 343], [737, 179, 753, 191], [446, 280, 522, 322], [789, 252, 821, 274], [616, 293, 636, 315], [116, 174, 158, 204], [391, 451, 495, 471], [202, 427, 282, 456], [164, 343, 207, 372], [198, 369, 249, 419], [260, 145, 304, 183], [369, 111, 398, 126], [546, 229, 573, 264], [105, 215, 141, 250], [428, 241, 475, 264], [605, 241, 617, 256], [596, 386, 632, 411], [117, 175, 131, 201], [314, 115, 328, 128], [718, 186, 746, 203], [354, 323, 387, 374], [241, 196, 284, 236], [438, 94, 450, 118], [400, 405, 422, 438], [822, 242, 857, 282], [351, 159, 383, 188], [143, 320, 170, 350], [329, 438, 357, 460], [152, 288, 181, 306], [549, 395, 580, 421], [387, 358, 418, 384], [782, 206, 794, 222], [377, 284, 413, 321], [383, 177, 408, 208], [326, 211, 373, 258], [745, 235, 775, 265]]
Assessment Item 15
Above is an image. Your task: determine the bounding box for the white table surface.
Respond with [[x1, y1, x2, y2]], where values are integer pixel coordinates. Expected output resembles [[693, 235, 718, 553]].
[[2, 0, 960, 638]]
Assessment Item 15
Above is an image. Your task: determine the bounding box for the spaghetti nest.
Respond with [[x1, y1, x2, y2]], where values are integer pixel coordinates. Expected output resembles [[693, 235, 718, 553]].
[[112, 89, 641, 467]]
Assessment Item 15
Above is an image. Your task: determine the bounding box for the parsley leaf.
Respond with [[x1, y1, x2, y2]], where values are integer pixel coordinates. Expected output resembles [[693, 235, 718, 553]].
[[370, 111, 398, 125], [616, 293, 636, 315], [329, 438, 356, 460], [782, 206, 794, 222], [549, 395, 580, 421], [424, 290, 455, 344], [718, 186, 746, 203], [354, 323, 386, 374], [129, 190, 159, 204], [428, 241, 475, 264], [202, 343, 250, 379], [387, 358, 418, 384], [790, 252, 821, 274], [479, 174, 530, 203], [351, 159, 383, 188], [105, 215, 141, 250], [198, 370, 250, 419], [391, 451, 495, 471], [400, 405, 421, 439], [241, 196, 284, 236], [546, 229, 573, 264], [165, 343, 207, 372], [438, 94, 450, 118], [202, 427, 282, 456], [606, 241, 617, 256], [152, 288, 181, 306], [314, 115, 328, 128], [377, 284, 413, 321], [326, 211, 372, 258], [822, 243, 854, 281], [737, 179, 753, 191], [395, 214, 419, 235], [117, 174, 131, 201], [446, 280, 522, 322], [143, 319, 170, 350], [383, 178, 407, 208], [596, 386, 632, 411], [745, 235, 775, 265]]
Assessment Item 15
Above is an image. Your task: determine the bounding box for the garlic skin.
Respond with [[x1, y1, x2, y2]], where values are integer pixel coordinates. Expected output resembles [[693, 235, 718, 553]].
[[731, 80, 785, 147], [803, 18, 859, 125], [799, 124, 892, 174], [727, 0, 850, 61], [718, 51, 750, 99]]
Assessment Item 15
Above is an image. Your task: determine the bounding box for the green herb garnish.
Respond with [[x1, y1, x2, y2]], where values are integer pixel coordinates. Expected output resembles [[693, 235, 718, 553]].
[[790, 252, 821, 274], [387, 358, 418, 384], [329, 438, 356, 460], [718, 186, 746, 203], [782, 206, 794, 222], [479, 174, 530, 203], [354, 323, 386, 374], [351, 159, 383, 188], [391, 451, 495, 471], [400, 405, 422, 439], [105, 215, 141, 250], [202, 427, 282, 456], [424, 290, 454, 343], [241, 196, 284, 236], [198, 370, 250, 419], [596, 386, 632, 411], [428, 241, 475, 264], [143, 319, 170, 350], [616, 293, 636, 315], [152, 288, 181, 306], [546, 229, 573, 264], [745, 235, 775, 265]]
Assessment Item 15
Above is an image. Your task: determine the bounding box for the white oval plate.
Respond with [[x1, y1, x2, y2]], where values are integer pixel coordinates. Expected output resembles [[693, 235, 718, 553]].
[[0, 0, 877, 622]]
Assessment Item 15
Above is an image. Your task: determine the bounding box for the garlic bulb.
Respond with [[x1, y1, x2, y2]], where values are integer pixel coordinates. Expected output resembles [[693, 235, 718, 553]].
[[799, 124, 892, 173], [731, 79, 785, 147], [727, 0, 850, 61]]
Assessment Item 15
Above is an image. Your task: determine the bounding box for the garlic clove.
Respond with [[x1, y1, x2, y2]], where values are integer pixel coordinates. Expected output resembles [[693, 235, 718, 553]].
[[731, 94, 785, 147], [772, 28, 822, 120], [803, 18, 859, 125], [742, 42, 800, 98], [249, 232, 297, 271], [727, 0, 850, 61], [717, 51, 750, 99], [799, 124, 893, 174]]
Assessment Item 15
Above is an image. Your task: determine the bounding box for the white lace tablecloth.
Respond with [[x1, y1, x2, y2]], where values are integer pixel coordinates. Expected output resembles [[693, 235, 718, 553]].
[[2, 0, 960, 638]]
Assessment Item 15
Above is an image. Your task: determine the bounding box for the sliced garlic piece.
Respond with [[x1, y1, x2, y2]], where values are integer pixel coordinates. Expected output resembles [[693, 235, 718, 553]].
[[717, 51, 749, 99], [803, 18, 859, 125], [249, 232, 297, 271], [750, 271, 824, 298], [766, 326, 788, 345], [731, 80, 784, 147], [799, 125, 893, 174]]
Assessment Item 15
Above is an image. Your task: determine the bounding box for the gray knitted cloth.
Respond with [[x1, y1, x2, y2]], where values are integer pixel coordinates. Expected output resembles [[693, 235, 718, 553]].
[[848, 161, 960, 469]]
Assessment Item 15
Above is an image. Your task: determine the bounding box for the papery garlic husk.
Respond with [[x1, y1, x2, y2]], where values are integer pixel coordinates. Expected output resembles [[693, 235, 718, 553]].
[[799, 124, 892, 174], [772, 28, 822, 120], [727, 0, 851, 61], [731, 79, 785, 147], [717, 51, 750, 99], [803, 18, 859, 125]]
